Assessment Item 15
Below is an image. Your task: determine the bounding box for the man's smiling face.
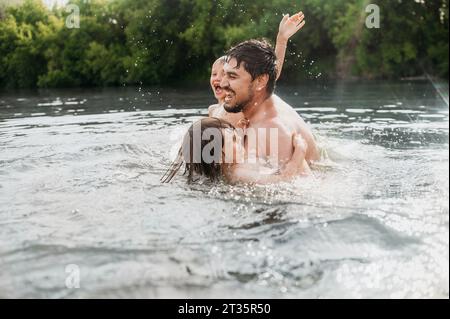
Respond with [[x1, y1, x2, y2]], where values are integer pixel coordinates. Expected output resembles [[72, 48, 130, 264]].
[[220, 57, 255, 114]]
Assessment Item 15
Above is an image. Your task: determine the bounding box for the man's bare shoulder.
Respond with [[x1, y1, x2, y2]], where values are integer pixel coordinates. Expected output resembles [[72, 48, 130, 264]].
[[273, 94, 312, 131], [261, 115, 288, 128], [273, 94, 292, 108], [273, 94, 301, 115]]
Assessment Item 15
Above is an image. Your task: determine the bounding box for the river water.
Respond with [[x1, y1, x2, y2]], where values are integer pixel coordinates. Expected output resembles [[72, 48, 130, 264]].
[[0, 80, 448, 298]]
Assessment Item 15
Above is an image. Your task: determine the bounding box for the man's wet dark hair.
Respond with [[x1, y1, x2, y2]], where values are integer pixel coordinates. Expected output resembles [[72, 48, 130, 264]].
[[226, 39, 277, 95]]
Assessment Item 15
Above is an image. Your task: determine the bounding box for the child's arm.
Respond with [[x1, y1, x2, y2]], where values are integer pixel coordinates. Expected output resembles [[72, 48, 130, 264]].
[[275, 11, 306, 80]]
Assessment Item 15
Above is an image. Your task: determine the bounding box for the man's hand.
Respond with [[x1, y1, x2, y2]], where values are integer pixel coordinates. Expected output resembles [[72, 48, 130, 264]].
[[277, 11, 305, 42]]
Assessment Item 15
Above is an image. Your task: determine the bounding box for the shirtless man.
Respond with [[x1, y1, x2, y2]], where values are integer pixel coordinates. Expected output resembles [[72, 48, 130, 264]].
[[219, 39, 320, 183], [208, 11, 306, 128]]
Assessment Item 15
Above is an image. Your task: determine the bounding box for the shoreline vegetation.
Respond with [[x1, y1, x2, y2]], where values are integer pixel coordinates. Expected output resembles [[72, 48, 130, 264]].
[[0, 0, 448, 89]]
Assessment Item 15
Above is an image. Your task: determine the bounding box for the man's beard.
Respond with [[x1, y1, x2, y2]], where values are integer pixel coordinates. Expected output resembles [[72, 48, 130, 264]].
[[223, 85, 254, 114], [223, 101, 246, 113]]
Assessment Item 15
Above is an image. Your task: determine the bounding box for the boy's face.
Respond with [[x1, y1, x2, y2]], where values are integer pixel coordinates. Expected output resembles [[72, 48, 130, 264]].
[[210, 60, 225, 101]]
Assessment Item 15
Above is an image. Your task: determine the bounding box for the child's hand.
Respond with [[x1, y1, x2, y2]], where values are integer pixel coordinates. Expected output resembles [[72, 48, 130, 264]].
[[278, 11, 305, 42], [292, 133, 308, 156], [280, 133, 309, 176]]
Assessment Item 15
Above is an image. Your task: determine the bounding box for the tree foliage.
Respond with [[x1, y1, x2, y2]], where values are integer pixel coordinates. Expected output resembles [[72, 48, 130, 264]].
[[0, 0, 448, 88]]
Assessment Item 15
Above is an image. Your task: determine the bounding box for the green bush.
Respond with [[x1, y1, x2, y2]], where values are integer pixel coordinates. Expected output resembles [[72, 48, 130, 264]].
[[0, 0, 448, 88]]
